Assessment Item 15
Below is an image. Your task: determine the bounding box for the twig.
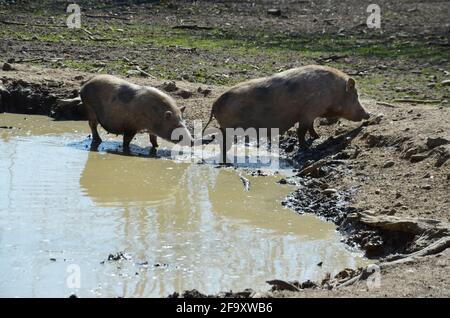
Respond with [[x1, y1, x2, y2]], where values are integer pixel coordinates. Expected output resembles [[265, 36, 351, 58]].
[[376, 101, 397, 108], [123, 56, 136, 65], [238, 173, 251, 192], [85, 14, 131, 21], [315, 55, 348, 63], [173, 24, 213, 30], [0, 20, 26, 26], [393, 99, 442, 104], [0, 20, 66, 28], [380, 236, 450, 268], [135, 66, 156, 79]]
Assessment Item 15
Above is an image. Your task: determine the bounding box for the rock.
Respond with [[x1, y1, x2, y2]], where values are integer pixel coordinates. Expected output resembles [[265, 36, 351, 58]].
[[197, 87, 212, 97], [434, 146, 450, 167], [267, 8, 282, 16], [74, 75, 84, 81], [161, 81, 178, 92], [318, 117, 339, 125], [375, 189, 381, 194], [176, 89, 193, 99], [410, 153, 429, 163], [363, 114, 383, 126], [278, 178, 287, 184], [426, 137, 449, 149], [2, 62, 14, 71], [382, 161, 395, 168], [441, 79, 450, 86], [395, 192, 402, 199], [387, 209, 397, 215], [126, 70, 140, 76], [323, 188, 337, 195], [421, 184, 432, 190]]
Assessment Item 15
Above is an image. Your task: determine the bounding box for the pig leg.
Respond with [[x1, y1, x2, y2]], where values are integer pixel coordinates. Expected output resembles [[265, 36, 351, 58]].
[[296, 120, 310, 148], [89, 120, 101, 145], [308, 124, 320, 140], [123, 131, 136, 152], [85, 102, 102, 148], [149, 134, 159, 148], [220, 127, 233, 164]]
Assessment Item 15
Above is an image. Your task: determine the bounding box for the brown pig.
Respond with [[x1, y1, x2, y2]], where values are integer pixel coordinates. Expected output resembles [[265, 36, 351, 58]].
[[80, 75, 192, 151], [202, 65, 370, 152]]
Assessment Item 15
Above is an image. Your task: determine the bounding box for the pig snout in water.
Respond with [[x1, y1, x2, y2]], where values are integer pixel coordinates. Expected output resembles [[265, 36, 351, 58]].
[[79, 75, 193, 151], [202, 65, 370, 154]]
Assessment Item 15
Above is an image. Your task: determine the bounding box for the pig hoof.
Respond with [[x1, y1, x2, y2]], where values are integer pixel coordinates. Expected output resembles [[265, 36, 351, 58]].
[[299, 143, 310, 150]]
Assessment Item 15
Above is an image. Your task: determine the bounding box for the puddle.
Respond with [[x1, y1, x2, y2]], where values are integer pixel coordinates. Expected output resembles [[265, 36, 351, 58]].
[[0, 113, 367, 297]]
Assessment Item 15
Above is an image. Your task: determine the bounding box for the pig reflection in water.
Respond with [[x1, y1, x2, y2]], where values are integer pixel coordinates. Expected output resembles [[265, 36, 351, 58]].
[[79, 151, 187, 207], [79, 150, 331, 244], [77, 153, 362, 294]]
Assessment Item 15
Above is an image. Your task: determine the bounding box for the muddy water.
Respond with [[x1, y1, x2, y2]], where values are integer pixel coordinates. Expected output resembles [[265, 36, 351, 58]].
[[0, 114, 366, 297]]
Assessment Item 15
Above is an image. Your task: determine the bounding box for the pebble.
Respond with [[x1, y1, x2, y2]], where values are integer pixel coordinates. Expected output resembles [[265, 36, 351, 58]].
[[323, 188, 337, 195], [383, 161, 395, 168]]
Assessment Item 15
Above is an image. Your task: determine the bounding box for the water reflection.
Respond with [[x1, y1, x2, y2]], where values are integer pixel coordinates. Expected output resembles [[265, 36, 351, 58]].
[[0, 113, 367, 297]]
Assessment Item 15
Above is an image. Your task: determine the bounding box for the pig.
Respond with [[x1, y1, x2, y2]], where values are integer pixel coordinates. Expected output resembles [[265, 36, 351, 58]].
[[80, 75, 192, 151], [202, 65, 370, 154]]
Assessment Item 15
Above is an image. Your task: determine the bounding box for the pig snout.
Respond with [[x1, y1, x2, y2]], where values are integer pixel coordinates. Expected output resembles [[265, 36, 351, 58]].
[[171, 124, 193, 146], [350, 102, 371, 121]]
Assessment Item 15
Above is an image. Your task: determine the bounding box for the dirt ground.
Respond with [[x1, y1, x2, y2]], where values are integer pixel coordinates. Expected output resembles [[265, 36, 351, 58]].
[[0, 0, 449, 298]]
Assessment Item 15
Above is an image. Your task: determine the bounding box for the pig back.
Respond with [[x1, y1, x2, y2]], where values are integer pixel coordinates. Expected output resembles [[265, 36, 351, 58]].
[[214, 66, 345, 133], [81, 76, 150, 134]]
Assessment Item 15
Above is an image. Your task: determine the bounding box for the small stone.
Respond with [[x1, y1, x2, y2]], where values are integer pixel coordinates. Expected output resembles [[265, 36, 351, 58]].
[[2, 62, 14, 71], [410, 153, 429, 163], [162, 81, 178, 92], [278, 178, 287, 184], [267, 8, 282, 16], [177, 89, 193, 99], [197, 87, 212, 97], [426, 137, 449, 149], [317, 262, 323, 267], [441, 79, 450, 86], [421, 184, 432, 190], [387, 209, 397, 215], [375, 189, 381, 194], [323, 188, 337, 195], [395, 192, 402, 199], [383, 161, 395, 168]]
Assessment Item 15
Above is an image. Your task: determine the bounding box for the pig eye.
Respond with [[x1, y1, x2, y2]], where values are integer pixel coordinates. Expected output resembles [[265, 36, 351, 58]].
[[164, 111, 173, 120]]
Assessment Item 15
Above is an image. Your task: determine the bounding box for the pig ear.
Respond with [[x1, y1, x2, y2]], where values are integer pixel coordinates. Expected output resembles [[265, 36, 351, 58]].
[[164, 110, 173, 120], [179, 106, 186, 113], [346, 78, 356, 92]]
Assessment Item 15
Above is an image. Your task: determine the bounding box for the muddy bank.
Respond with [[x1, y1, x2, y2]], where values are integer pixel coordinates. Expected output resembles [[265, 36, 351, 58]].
[[1, 66, 450, 297]]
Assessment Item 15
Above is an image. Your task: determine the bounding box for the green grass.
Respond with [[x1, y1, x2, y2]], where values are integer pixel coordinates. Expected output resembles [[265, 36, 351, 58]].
[[0, 16, 448, 104]]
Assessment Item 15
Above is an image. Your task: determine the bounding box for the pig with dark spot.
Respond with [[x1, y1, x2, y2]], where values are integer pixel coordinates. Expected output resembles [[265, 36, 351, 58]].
[[80, 75, 192, 151], [202, 65, 370, 152]]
